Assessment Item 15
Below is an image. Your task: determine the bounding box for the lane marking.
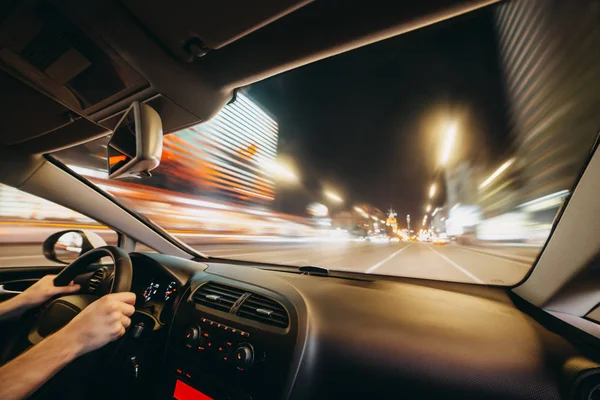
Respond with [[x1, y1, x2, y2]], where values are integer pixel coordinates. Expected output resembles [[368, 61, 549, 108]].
[[0, 255, 44, 260], [427, 245, 484, 284], [217, 241, 370, 259], [0, 221, 107, 229], [282, 259, 310, 265], [217, 248, 303, 258], [365, 244, 413, 273]]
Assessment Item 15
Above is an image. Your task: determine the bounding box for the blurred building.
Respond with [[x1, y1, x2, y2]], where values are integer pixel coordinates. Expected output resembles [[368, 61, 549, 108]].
[[160, 92, 279, 204], [444, 161, 482, 210], [335, 204, 387, 236], [442, 161, 484, 236], [0, 184, 94, 222], [477, 160, 519, 218], [494, 0, 600, 217]]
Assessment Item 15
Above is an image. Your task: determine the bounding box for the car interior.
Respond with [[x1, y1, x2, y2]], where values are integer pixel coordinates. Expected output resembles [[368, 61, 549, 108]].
[[1, 0, 600, 399]]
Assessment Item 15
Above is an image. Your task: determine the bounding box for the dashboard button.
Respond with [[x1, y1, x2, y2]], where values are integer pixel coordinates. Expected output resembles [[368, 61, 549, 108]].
[[233, 344, 254, 369], [183, 325, 201, 349]]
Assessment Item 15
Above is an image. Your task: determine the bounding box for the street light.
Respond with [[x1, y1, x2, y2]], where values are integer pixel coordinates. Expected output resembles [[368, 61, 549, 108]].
[[479, 158, 515, 189], [324, 190, 343, 203], [264, 159, 299, 183], [425, 204, 431, 212], [440, 124, 457, 166], [353, 206, 368, 218], [429, 183, 436, 199]]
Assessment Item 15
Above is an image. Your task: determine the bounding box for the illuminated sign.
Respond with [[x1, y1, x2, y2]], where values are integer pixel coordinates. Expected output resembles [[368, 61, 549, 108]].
[[161, 93, 278, 203]]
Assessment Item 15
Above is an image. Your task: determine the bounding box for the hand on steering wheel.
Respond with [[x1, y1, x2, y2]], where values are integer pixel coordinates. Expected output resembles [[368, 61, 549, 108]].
[[59, 292, 136, 357], [19, 275, 81, 308], [23, 246, 134, 346]]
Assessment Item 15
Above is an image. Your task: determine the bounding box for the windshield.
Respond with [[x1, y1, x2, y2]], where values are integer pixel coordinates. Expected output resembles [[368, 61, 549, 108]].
[[49, 2, 599, 285]]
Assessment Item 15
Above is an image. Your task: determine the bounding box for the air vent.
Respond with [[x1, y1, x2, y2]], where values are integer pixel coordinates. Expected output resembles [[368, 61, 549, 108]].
[[192, 282, 245, 313], [87, 267, 107, 292], [237, 294, 289, 328]]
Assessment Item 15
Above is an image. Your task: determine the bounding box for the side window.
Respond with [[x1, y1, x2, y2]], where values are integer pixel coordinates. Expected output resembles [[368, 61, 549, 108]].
[[0, 184, 117, 267]]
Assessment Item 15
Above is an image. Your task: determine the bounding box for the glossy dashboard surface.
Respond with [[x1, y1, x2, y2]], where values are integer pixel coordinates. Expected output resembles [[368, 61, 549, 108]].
[[131, 252, 600, 400]]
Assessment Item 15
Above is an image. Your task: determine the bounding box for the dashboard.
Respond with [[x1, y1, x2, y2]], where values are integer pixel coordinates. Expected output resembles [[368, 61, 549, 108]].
[[129, 255, 181, 325], [95, 252, 600, 400], [140, 278, 177, 304]]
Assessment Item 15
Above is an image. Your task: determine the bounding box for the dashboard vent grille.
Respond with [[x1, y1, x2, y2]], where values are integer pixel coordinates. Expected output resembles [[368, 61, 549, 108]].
[[87, 267, 107, 292], [237, 294, 289, 328], [192, 282, 245, 313]]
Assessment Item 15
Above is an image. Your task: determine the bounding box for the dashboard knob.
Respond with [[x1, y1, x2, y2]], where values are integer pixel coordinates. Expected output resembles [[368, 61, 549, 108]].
[[183, 325, 200, 349], [233, 343, 254, 369]]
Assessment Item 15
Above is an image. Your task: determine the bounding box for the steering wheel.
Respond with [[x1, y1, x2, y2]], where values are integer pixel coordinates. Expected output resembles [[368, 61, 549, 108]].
[[5, 246, 134, 400], [54, 246, 132, 293], [26, 246, 133, 346]]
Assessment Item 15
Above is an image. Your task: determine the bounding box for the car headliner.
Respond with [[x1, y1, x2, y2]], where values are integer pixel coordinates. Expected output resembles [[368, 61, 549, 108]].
[[0, 0, 498, 154]]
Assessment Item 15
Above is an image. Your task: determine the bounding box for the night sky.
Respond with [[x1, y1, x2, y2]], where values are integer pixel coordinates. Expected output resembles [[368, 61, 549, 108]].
[[249, 5, 510, 219]]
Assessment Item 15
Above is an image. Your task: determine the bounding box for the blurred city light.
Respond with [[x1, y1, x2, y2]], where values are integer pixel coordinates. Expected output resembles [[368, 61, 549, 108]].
[[324, 190, 343, 203], [440, 124, 457, 166], [518, 190, 569, 210], [353, 206, 368, 218], [432, 207, 440, 216], [426, 204, 431, 212], [479, 158, 515, 189], [264, 159, 299, 183], [429, 183, 436, 198], [307, 202, 329, 217]]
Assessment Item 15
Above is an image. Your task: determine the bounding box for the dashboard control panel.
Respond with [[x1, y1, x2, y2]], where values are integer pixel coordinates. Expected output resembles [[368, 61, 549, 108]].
[[180, 318, 261, 370], [163, 281, 298, 400]]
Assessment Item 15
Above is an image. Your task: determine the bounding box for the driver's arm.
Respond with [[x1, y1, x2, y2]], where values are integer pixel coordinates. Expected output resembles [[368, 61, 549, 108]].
[[0, 292, 136, 400], [0, 275, 81, 322]]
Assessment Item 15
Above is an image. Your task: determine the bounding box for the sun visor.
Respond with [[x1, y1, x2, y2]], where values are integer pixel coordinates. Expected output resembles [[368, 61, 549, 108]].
[[0, 70, 108, 152], [0, 1, 148, 116]]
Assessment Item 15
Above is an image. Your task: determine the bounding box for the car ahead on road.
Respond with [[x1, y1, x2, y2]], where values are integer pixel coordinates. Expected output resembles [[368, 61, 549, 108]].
[[366, 234, 391, 243], [432, 236, 451, 245], [1, 1, 599, 400]]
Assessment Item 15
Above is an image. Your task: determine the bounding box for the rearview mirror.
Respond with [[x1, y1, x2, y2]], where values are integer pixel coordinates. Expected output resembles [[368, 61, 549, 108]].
[[107, 101, 163, 179], [42, 230, 107, 264]]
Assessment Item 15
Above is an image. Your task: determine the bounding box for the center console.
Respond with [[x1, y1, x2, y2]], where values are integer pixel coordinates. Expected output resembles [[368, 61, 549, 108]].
[[162, 279, 298, 400]]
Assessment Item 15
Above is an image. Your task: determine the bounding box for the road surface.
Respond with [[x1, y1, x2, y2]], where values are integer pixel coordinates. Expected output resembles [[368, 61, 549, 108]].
[[0, 239, 537, 285]]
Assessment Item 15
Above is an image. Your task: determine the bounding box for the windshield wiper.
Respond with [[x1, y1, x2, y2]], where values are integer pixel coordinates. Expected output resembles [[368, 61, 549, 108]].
[[298, 265, 329, 276]]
